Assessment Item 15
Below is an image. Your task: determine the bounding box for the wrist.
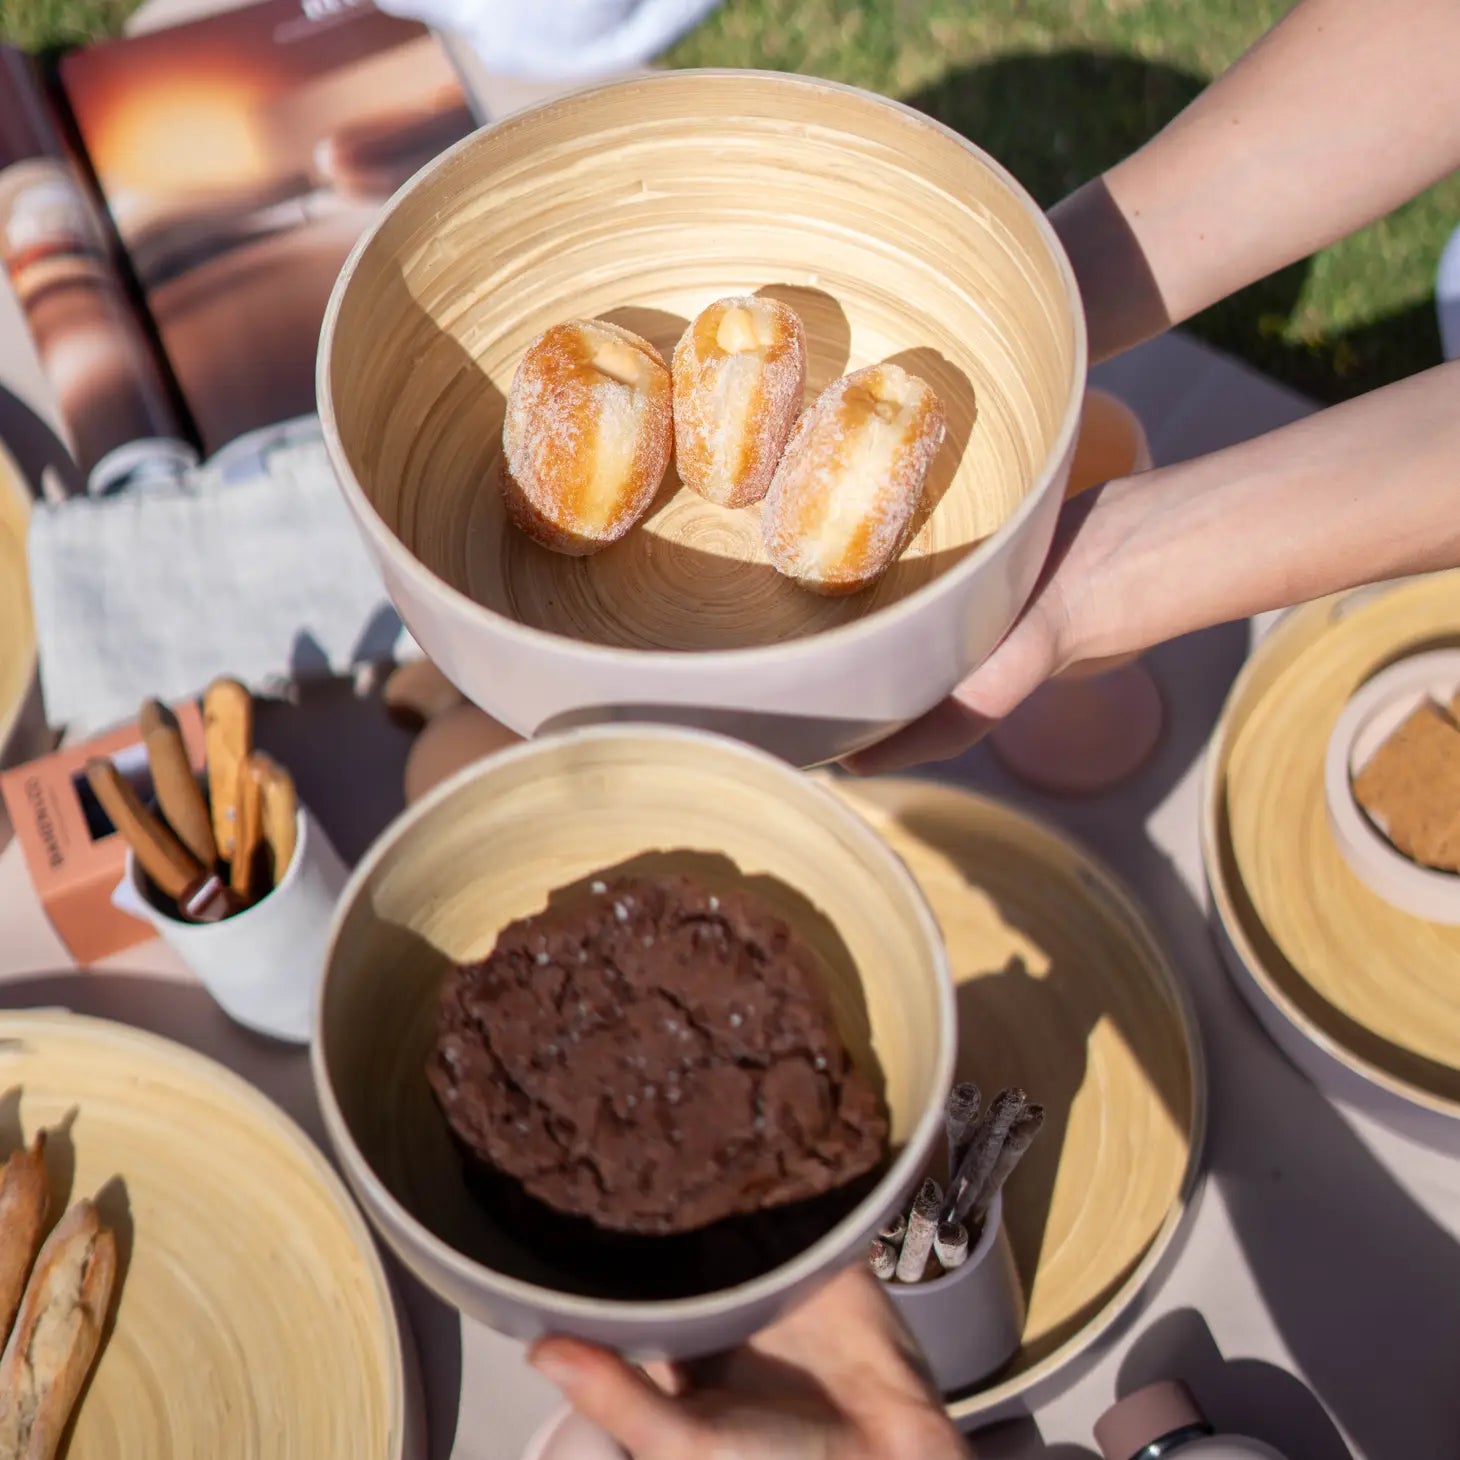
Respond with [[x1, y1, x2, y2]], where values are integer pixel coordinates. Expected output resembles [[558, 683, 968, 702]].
[[1048, 178, 1171, 364], [1040, 471, 1163, 671]]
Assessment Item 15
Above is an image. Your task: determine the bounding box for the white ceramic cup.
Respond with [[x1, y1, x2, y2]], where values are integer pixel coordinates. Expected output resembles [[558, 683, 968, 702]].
[[112, 806, 349, 1043], [1323, 648, 1460, 925], [885, 1192, 1025, 1396]]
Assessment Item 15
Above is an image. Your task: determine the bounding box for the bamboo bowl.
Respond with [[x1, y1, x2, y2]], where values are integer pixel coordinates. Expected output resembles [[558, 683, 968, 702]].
[[318, 71, 1085, 767], [312, 725, 956, 1359], [1202, 573, 1460, 1146], [0, 439, 41, 777], [0, 1011, 414, 1458]]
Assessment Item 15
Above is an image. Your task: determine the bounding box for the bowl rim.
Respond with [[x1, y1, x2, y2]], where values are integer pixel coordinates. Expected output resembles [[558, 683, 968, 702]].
[[1199, 595, 1460, 1122], [316, 68, 1088, 668], [310, 721, 958, 1325], [0, 435, 38, 765]]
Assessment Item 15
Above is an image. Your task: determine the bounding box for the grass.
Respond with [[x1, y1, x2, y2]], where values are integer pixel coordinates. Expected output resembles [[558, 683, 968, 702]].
[[668, 0, 1457, 403], [3, 0, 1453, 400]]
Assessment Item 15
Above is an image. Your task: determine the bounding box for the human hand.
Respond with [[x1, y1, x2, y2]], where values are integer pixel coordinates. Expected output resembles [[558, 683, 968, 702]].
[[528, 1266, 970, 1459], [847, 484, 1120, 776], [850, 354, 1460, 776]]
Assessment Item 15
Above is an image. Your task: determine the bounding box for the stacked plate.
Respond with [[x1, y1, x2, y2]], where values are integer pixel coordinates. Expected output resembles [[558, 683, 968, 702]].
[[1202, 572, 1460, 1148], [0, 1011, 419, 1458]]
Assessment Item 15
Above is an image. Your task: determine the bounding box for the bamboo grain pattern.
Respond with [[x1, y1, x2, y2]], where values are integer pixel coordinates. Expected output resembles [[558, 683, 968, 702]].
[[832, 779, 1201, 1421], [0, 443, 33, 756], [1212, 572, 1460, 1113], [326, 72, 1074, 653], [0, 1012, 407, 1458]]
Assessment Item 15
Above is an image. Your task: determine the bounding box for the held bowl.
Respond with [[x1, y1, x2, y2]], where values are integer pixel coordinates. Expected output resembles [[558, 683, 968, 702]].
[[312, 724, 956, 1358], [318, 70, 1086, 766]]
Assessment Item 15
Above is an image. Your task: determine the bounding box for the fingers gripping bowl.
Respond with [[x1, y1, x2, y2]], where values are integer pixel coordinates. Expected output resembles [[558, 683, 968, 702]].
[[311, 726, 955, 1359], [317, 72, 1086, 767]]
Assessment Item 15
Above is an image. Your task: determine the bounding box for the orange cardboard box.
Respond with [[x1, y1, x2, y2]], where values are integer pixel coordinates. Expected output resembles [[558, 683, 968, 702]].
[[0, 700, 205, 963]]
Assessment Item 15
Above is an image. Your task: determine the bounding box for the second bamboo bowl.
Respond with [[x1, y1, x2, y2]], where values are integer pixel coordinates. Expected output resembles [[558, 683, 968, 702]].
[[318, 71, 1086, 767], [312, 725, 955, 1359]]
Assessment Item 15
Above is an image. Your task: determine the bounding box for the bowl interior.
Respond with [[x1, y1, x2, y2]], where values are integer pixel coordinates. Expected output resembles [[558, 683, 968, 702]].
[[319, 730, 951, 1306], [323, 72, 1079, 654]]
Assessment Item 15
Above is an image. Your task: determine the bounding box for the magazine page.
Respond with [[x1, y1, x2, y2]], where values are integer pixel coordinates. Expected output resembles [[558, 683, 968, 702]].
[[58, 0, 476, 457], [0, 46, 195, 495]]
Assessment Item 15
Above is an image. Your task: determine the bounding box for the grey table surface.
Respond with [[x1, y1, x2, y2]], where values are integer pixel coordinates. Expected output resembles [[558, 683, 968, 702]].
[[2, 15, 1458, 1456]]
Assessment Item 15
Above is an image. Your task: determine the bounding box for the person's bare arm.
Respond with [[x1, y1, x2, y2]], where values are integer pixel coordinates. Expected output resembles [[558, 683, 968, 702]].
[[1052, 0, 1460, 362], [853, 359, 1460, 772]]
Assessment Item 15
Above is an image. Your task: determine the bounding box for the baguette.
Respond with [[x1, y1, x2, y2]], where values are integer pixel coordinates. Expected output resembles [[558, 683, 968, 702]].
[[0, 1201, 116, 1460], [0, 1139, 47, 1347]]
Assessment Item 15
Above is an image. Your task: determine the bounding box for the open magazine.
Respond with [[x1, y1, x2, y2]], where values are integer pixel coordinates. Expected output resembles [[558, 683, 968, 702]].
[[0, 0, 476, 494]]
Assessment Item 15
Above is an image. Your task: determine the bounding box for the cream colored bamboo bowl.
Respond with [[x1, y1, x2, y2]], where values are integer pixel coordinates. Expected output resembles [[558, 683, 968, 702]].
[[0, 439, 42, 778], [1202, 573, 1460, 1148], [318, 71, 1085, 767], [312, 725, 956, 1359], [0, 1011, 415, 1458]]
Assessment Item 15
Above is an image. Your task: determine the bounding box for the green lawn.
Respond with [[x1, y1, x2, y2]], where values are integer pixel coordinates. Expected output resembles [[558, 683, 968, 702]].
[[5, 0, 1453, 402]]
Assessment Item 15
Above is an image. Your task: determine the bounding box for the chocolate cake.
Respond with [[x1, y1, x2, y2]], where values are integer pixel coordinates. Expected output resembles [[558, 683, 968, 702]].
[[428, 873, 888, 1240]]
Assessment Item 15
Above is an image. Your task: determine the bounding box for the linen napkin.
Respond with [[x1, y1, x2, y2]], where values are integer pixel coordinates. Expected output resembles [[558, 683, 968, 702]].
[[26, 422, 418, 735]]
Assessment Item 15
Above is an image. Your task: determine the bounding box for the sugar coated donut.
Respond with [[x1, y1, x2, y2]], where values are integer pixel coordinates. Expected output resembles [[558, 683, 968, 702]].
[[671, 296, 807, 508], [501, 319, 673, 555], [762, 362, 945, 595]]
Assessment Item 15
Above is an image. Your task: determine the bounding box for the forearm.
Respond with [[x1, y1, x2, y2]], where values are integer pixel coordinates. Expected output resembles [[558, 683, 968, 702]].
[[1051, 0, 1460, 361], [1062, 360, 1460, 661]]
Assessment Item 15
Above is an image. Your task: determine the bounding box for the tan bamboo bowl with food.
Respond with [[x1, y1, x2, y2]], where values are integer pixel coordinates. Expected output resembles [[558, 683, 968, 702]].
[[318, 71, 1085, 767], [1202, 573, 1460, 1150], [312, 725, 956, 1359]]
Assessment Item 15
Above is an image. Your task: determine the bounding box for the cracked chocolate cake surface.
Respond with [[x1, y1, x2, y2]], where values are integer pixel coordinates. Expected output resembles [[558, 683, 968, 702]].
[[428, 873, 889, 1236]]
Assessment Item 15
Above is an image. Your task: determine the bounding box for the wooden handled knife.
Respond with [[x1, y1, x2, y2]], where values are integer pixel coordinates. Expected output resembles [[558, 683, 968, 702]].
[[229, 756, 265, 903], [139, 699, 216, 869], [204, 678, 253, 862], [84, 758, 232, 923]]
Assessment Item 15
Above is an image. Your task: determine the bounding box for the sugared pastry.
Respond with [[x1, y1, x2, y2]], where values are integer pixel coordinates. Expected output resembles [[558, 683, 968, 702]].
[[501, 319, 672, 555], [763, 362, 946, 595], [671, 296, 807, 508]]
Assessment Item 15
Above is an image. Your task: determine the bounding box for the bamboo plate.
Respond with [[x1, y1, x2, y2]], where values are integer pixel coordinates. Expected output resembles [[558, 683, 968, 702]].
[[0, 438, 38, 771], [831, 778, 1204, 1423], [1202, 573, 1460, 1142], [320, 71, 1084, 767], [0, 1010, 415, 1458]]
